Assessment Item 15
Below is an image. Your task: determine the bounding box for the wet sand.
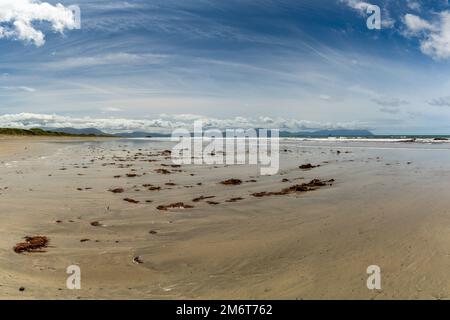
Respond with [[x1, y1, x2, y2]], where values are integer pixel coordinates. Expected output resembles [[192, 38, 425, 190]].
[[2, 137, 450, 299]]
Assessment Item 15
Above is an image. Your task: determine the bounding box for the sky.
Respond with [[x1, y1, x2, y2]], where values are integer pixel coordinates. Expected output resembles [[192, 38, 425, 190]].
[[2, 0, 450, 134]]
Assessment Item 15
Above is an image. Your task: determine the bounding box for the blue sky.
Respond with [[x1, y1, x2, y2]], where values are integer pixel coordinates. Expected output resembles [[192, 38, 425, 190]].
[[2, 0, 450, 134]]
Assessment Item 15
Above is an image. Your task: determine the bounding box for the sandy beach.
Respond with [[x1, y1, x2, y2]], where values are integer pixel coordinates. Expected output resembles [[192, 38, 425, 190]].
[[2, 136, 450, 299]]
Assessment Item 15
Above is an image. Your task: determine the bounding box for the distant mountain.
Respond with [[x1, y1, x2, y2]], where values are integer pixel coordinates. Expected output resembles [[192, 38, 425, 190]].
[[45, 127, 108, 136], [42, 127, 374, 138], [44, 128, 170, 137]]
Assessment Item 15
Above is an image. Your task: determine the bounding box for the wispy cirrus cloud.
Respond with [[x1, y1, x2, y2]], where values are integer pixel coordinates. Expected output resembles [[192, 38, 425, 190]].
[[45, 53, 168, 69], [83, 1, 145, 11], [371, 97, 409, 107], [378, 106, 401, 114], [0, 86, 36, 92], [1, 0, 450, 135]]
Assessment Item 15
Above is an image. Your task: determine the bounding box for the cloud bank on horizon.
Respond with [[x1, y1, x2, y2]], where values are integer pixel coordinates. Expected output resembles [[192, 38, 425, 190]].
[[3, 1, 450, 134], [0, 112, 366, 133]]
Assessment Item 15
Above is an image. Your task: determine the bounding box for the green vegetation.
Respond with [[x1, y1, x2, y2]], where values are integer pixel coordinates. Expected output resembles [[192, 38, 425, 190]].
[[0, 128, 104, 137]]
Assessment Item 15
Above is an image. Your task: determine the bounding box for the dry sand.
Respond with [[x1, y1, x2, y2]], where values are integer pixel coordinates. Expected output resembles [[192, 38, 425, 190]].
[[2, 137, 450, 299]]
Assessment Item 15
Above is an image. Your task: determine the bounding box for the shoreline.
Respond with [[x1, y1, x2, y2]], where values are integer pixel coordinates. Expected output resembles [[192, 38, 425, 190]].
[[0, 136, 119, 158]]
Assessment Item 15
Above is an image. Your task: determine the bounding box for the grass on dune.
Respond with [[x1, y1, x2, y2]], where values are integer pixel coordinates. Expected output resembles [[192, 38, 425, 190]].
[[0, 128, 103, 137]]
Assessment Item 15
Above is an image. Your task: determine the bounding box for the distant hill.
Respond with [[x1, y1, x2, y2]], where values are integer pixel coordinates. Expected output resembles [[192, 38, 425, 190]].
[[44, 127, 108, 136]]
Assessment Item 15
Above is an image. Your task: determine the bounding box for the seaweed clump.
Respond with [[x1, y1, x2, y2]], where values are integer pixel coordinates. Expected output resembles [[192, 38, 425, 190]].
[[14, 236, 49, 254]]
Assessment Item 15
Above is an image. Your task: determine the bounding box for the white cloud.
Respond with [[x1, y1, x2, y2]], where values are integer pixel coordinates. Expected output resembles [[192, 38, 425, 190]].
[[378, 106, 400, 114], [420, 12, 450, 59], [403, 11, 450, 60], [340, 0, 373, 14], [428, 96, 450, 107], [371, 96, 409, 107], [348, 85, 408, 109], [0, 0, 78, 47], [0, 113, 367, 133], [406, 1, 421, 11], [381, 11, 395, 29], [403, 14, 436, 34], [101, 107, 122, 112]]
